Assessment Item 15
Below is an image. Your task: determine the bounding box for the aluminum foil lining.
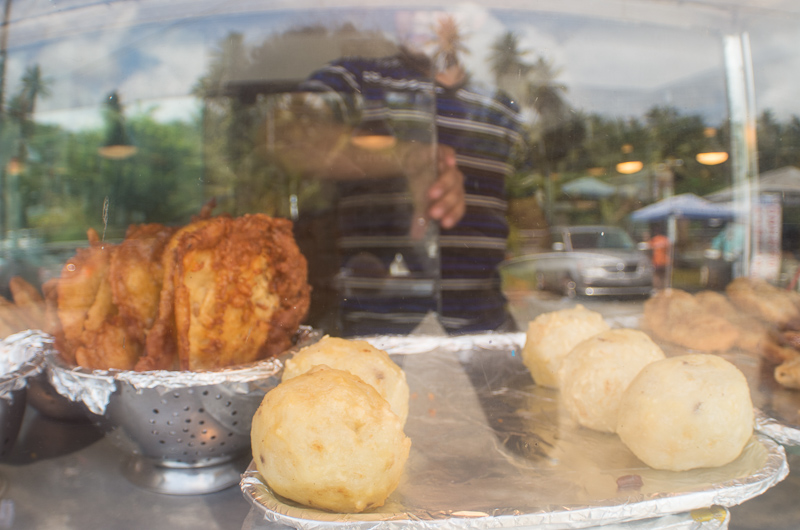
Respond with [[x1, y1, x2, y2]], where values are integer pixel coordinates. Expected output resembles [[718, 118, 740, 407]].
[[241, 335, 789, 530], [0, 330, 46, 400], [45, 327, 319, 416]]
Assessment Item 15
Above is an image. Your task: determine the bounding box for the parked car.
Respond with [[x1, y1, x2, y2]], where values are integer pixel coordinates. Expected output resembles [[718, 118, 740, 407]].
[[501, 225, 654, 298]]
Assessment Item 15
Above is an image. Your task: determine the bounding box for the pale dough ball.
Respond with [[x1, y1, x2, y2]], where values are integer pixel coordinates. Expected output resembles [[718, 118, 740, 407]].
[[251, 366, 411, 513], [521, 305, 610, 388], [558, 329, 665, 433], [283, 335, 409, 425], [616, 354, 754, 471]]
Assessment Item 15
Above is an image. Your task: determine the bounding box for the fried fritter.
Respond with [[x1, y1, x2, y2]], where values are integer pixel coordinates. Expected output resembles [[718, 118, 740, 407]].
[[695, 290, 798, 363], [110, 223, 177, 340], [171, 214, 310, 371], [643, 289, 739, 352], [726, 277, 800, 326], [54, 211, 310, 372], [137, 218, 217, 371], [56, 229, 114, 355], [8, 276, 46, 330]]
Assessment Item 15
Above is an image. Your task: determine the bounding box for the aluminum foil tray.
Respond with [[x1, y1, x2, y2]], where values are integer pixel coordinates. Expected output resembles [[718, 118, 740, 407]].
[[241, 333, 788, 530]]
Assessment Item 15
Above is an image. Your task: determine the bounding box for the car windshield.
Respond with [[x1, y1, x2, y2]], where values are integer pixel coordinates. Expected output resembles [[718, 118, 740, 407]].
[[569, 229, 635, 250]]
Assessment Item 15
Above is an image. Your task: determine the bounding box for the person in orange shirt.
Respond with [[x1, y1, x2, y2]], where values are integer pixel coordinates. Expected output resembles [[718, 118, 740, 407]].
[[649, 228, 670, 289]]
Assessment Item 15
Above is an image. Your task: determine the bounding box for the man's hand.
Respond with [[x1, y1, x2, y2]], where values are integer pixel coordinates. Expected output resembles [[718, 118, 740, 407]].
[[427, 145, 465, 229]]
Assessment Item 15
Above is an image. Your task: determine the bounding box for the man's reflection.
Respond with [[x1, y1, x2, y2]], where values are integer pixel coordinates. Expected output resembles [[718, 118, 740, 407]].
[[285, 14, 523, 336]]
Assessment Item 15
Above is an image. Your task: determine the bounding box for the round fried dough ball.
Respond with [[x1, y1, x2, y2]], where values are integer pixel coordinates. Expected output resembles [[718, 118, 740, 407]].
[[558, 329, 665, 433], [251, 366, 411, 513], [616, 354, 754, 471], [282, 336, 409, 425], [521, 305, 609, 388]]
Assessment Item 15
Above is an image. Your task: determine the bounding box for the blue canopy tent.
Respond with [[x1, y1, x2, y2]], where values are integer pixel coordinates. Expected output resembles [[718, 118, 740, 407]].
[[630, 193, 735, 222], [630, 193, 735, 289], [562, 176, 617, 200]]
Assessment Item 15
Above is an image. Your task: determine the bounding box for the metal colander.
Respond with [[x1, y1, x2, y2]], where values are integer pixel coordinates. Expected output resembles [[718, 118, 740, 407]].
[[45, 328, 319, 495]]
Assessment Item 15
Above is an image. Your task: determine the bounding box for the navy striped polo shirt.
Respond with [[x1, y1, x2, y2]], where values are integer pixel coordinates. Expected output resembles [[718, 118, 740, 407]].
[[302, 51, 523, 336]]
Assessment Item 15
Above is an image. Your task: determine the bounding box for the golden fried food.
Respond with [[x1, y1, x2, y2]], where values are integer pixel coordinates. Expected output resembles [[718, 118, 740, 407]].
[[617, 354, 754, 471], [283, 336, 409, 425], [775, 356, 800, 389], [0, 295, 28, 335], [181, 214, 309, 370], [558, 329, 665, 433], [74, 315, 142, 370], [109, 223, 177, 341], [41, 278, 61, 338], [56, 229, 115, 354], [138, 219, 215, 371], [521, 304, 609, 388], [694, 290, 781, 358], [0, 297, 20, 337], [138, 214, 310, 371], [643, 289, 739, 352], [726, 277, 800, 326], [52, 211, 310, 372], [251, 366, 411, 513], [8, 276, 46, 330]]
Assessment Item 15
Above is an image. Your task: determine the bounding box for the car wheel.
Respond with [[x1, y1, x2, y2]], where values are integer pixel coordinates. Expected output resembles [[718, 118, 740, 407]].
[[562, 278, 577, 299]]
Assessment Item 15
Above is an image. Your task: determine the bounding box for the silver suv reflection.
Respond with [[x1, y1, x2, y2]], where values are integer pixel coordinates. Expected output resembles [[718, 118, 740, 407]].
[[503, 225, 654, 298]]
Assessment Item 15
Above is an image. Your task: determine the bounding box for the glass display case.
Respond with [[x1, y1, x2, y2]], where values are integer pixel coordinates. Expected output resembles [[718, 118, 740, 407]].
[[2, 1, 800, 529]]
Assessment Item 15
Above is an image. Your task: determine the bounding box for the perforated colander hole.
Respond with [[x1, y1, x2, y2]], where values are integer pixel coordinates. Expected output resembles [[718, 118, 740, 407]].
[[152, 409, 160, 414], [148, 419, 156, 424], [160, 399, 168, 405], [198, 408, 205, 413], [151, 430, 159, 435], [202, 390, 209, 396], [232, 421, 239, 427], [199, 420, 205, 426], [166, 420, 174, 426], [182, 428, 189, 433], [225, 401, 232, 407], [159, 440, 166, 444], [176, 438, 183, 443], [185, 419, 191, 424], [183, 406, 190, 412], [173, 392, 180, 399], [187, 389, 195, 395], [215, 394, 222, 400]]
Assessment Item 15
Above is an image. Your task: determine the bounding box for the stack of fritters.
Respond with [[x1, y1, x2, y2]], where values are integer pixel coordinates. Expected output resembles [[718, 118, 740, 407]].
[[642, 278, 800, 389], [0, 276, 50, 338], [51, 214, 310, 371]]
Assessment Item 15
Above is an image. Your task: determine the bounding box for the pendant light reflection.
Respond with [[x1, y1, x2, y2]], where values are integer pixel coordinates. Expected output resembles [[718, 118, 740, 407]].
[[616, 143, 643, 174], [616, 161, 644, 174], [696, 127, 728, 166], [98, 91, 138, 160], [696, 151, 729, 165], [350, 102, 396, 151]]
